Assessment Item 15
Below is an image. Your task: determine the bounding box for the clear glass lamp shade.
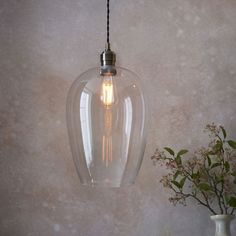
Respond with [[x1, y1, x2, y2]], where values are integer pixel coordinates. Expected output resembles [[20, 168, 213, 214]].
[[66, 66, 147, 187]]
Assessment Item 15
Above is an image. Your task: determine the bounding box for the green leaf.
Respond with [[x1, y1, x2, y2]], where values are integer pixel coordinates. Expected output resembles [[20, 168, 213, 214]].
[[211, 163, 221, 169], [214, 140, 222, 151], [220, 126, 227, 139], [175, 155, 182, 165], [173, 171, 180, 180], [215, 175, 224, 184], [224, 161, 230, 172], [232, 172, 236, 184], [179, 177, 186, 188], [171, 180, 181, 189], [164, 147, 175, 156], [225, 195, 230, 204], [177, 149, 188, 156], [228, 197, 236, 208], [228, 140, 236, 149], [231, 172, 236, 177], [198, 183, 213, 191], [207, 155, 212, 167], [192, 171, 200, 180]]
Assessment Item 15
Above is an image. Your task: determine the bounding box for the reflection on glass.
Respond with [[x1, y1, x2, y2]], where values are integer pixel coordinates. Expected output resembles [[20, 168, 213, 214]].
[[80, 91, 92, 166], [124, 97, 132, 158]]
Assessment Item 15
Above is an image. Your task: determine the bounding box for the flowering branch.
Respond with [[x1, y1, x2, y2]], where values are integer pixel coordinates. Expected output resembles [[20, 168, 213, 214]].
[[151, 123, 236, 215]]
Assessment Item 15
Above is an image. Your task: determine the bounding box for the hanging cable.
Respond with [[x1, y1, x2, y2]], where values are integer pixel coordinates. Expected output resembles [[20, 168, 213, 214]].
[[100, 0, 116, 75], [107, 0, 109, 44]]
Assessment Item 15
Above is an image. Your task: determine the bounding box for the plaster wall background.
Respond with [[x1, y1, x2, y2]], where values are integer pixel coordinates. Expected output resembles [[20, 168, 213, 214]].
[[0, 0, 236, 235]]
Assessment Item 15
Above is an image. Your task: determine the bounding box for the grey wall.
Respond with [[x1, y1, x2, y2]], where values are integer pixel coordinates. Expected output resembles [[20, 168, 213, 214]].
[[1, 0, 236, 235]]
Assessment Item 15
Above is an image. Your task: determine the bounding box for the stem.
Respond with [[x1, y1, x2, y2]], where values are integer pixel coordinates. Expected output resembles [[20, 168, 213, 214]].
[[204, 162, 224, 214], [230, 208, 235, 215], [172, 186, 217, 214], [189, 194, 217, 215], [183, 168, 216, 214]]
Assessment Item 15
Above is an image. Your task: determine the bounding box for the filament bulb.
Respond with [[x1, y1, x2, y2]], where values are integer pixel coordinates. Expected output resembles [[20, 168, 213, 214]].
[[101, 76, 115, 107], [102, 108, 113, 167], [100, 75, 116, 166]]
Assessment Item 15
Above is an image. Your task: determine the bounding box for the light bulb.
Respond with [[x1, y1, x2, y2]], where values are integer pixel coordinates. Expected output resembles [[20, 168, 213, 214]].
[[101, 76, 115, 107], [66, 45, 148, 187], [100, 75, 116, 166], [66, 66, 147, 187]]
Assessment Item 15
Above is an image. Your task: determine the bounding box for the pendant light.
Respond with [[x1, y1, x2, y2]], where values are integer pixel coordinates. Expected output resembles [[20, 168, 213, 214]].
[[66, 0, 148, 187]]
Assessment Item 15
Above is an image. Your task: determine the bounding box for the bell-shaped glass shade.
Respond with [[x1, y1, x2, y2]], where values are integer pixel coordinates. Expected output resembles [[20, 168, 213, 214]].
[[66, 67, 147, 187]]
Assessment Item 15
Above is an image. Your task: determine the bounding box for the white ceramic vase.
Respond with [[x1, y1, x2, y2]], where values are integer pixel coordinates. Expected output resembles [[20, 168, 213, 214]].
[[210, 215, 234, 236]]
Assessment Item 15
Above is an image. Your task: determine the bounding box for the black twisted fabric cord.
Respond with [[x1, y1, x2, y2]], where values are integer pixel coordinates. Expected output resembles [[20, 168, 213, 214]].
[[107, 0, 110, 44]]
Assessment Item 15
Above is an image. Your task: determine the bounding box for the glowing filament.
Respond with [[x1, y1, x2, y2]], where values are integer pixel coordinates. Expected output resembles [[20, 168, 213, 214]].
[[102, 108, 113, 167], [101, 77, 114, 106]]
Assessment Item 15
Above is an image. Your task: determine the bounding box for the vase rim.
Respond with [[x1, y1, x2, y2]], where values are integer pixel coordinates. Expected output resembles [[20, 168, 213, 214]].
[[210, 214, 235, 220]]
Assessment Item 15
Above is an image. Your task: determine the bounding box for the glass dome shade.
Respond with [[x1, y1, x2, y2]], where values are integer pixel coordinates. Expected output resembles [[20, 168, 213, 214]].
[[66, 66, 147, 187]]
